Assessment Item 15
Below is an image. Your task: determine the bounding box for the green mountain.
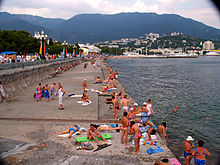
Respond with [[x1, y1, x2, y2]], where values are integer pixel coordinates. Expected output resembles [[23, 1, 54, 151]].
[[1, 12, 220, 43]]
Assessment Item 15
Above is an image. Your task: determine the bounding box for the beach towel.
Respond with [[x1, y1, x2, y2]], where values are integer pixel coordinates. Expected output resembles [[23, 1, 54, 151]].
[[58, 131, 80, 137], [147, 146, 164, 155], [76, 133, 112, 142], [168, 158, 181, 165], [70, 95, 83, 98]]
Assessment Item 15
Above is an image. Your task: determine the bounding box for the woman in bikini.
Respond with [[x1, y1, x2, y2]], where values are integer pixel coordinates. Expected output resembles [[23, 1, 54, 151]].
[[192, 140, 211, 165], [130, 121, 141, 154], [55, 125, 85, 139], [127, 108, 136, 122], [35, 83, 42, 102]]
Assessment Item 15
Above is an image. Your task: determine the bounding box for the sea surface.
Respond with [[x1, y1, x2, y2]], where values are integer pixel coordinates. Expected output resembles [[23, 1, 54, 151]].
[[107, 56, 220, 165]]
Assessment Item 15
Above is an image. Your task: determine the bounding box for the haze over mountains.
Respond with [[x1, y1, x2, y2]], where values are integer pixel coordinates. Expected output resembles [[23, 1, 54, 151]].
[[1, 12, 220, 43]]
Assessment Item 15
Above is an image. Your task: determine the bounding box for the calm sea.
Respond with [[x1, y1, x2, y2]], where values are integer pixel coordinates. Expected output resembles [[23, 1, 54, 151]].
[[107, 57, 220, 165]]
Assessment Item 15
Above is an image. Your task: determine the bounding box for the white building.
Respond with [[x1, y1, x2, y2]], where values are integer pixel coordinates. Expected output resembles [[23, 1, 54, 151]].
[[78, 44, 101, 56], [145, 33, 160, 41], [203, 41, 214, 50]]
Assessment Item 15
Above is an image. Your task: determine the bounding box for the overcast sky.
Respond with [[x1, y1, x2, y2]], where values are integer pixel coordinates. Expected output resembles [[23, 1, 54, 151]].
[[1, 0, 220, 29]]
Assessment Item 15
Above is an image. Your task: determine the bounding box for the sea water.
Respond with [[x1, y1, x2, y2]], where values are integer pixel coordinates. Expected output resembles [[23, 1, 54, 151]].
[[107, 56, 220, 164]]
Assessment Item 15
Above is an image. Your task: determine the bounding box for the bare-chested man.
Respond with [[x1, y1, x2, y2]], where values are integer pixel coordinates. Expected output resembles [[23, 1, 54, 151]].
[[112, 95, 120, 119], [121, 112, 129, 146], [158, 122, 168, 145], [130, 121, 141, 154], [87, 124, 106, 145], [120, 95, 130, 112], [82, 79, 87, 89]]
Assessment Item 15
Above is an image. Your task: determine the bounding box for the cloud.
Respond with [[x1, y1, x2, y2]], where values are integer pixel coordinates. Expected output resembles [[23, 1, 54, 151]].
[[1, 0, 220, 28]]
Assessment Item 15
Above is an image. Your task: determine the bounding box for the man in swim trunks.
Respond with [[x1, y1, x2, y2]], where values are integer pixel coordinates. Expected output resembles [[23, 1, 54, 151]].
[[87, 124, 106, 145], [192, 140, 211, 165], [121, 112, 129, 146], [130, 121, 141, 154], [184, 136, 195, 165], [158, 122, 168, 145], [112, 95, 120, 119], [82, 79, 87, 89], [120, 95, 130, 112], [49, 83, 56, 100], [147, 120, 157, 141]]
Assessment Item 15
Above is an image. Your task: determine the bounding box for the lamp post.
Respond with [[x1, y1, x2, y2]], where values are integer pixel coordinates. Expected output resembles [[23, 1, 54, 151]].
[[35, 31, 47, 62], [73, 45, 77, 57], [62, 41, 68, 58]]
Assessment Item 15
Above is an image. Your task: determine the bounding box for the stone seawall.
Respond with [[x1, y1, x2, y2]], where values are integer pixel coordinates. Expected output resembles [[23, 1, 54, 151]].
[[0, 58, 82, 97]]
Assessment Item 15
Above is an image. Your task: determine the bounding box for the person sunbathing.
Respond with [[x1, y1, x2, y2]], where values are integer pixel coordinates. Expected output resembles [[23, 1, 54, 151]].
[[101, 85, 108, 93], [82, 93, 91, 102], [87, 124, 106, 145], [55, 125, 86, 138], [94, 124, 121, 132]]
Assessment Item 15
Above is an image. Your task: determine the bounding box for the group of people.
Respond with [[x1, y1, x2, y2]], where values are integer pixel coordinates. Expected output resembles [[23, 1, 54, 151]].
[[34, 82, 65, 110], [184, 136, 211, 165]]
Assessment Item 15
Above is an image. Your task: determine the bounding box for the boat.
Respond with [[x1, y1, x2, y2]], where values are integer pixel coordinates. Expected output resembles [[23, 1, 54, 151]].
[[206, 52, 220, 56], [168, 53, 198, 58]]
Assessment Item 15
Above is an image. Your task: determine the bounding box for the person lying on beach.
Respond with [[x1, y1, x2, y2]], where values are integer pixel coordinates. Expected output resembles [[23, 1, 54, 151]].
[[107, 79, 117, 88], [101, 85, 109, 93], [94, 124, 122, 132], [87, 124, 106, 145], [158, 122, 168, 145], [130, 121, 141, 154], [55, 125, 86, 138]]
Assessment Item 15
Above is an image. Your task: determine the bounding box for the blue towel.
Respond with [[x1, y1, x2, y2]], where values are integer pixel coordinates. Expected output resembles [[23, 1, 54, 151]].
[[147, 147, 164, 155]]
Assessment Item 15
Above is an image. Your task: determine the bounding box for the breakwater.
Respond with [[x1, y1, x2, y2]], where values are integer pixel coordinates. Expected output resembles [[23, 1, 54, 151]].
[[0, 58, 82, 97]]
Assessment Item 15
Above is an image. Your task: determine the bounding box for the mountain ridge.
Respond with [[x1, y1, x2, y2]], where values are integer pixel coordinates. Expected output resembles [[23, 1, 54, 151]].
[[0, 12, 220, 43]]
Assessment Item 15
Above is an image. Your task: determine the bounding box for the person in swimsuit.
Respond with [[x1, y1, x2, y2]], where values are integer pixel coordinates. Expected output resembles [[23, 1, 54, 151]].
[[130, 121, 141, 154], [158, 122, 168, 145], [82, 79, 87, 89], [141, 102, 148, 123], [82, 92, 91, 102], [95, 124, 122, 132], [44, 84, 50, 102], [121, 112, 129, 146], [192, 140, 211, 165], [120, 95, 130, 112], [35, 83, 42, 102], [147, 120, 157, 141], [87, 124, 106, 145], [133, 102, 139, 114], [112, 95, 120, 119], [184, 136, 195, 165], [49, 83, 56, 100], [127, 108, 136, 122], [146, 99, 154, 122], [55, 125, 86, 138]]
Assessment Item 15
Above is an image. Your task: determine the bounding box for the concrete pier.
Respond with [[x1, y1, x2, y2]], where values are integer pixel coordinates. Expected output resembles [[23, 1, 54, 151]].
[[0, 59, 177, 165]]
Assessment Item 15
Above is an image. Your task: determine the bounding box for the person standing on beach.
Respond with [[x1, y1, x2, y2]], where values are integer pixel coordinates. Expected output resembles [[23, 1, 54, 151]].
[[35, 83, 42, 102], [44, 84, 50, 102], [130, 121, 141, 154], [112, 95, 120, 119], [192, 140, 211, 165], [49, 83, 56, 100], [120, 95, 130, 112], [184, 136, 195, 165], [82, 79, 87, 89], [58, 84, 65, 110], [158, 122, 168, 145], [0, 81, 7, 102], [146, 99, 154, 122], [121, 112, 129, 146]]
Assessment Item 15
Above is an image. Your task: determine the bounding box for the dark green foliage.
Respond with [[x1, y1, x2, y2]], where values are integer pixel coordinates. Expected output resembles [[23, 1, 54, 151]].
[[0, 30, 40, 53], [101, 46, 125, 55]]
